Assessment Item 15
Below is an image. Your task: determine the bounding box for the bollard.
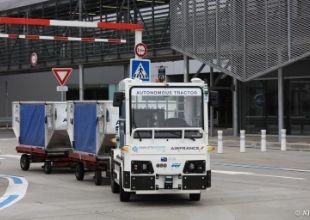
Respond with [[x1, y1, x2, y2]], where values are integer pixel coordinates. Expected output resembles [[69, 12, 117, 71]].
[[281, 129, 287, 151], [240, 130, 246, 152], [217, 130, 223, 154], [261, 130, 267, 152]]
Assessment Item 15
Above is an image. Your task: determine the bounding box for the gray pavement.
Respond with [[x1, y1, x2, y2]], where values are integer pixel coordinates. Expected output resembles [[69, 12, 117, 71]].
[[0, 177, 8, 197], [0, 131, 310, 220]]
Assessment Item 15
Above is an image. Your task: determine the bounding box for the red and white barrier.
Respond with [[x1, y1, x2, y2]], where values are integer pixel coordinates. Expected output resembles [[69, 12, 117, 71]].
[[0, 33, 126, 43], [0, 17, 143, 31]]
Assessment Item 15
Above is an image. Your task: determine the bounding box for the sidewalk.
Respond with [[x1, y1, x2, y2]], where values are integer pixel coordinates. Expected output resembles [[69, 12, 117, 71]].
[[209, 135, 310, 151]]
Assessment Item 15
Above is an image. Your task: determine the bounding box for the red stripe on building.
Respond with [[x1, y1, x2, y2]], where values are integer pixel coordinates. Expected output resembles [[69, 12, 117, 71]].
[[54, 36, 68, 41], [81, 37, 95, 42], [0, 17, 50, 26], [108, 39, 121, 44], [26, 35, 40, 40], [8, 34, 18, 39], [97, 22, 143, 30]]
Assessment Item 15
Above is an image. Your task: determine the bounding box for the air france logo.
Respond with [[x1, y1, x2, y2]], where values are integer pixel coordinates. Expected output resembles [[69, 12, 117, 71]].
[[171, 163, 181, 168], [132, 146, 139, 153], [171, 147, 200, 151]]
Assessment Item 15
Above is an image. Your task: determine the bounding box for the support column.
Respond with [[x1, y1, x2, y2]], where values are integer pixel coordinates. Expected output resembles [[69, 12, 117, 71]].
[[278, 68, 284, 141], [184, 55, 189, 82], [135, 30, 143, 59], [233, 78, 238, 136], [79, 64, 84, 101], [78, 0, 84, 101], [210, 67, 214, 137]]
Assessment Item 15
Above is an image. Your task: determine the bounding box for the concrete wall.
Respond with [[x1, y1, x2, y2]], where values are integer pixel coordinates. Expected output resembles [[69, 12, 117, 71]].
[[0, 59, 213, 118], [0, 65, 125, 118]]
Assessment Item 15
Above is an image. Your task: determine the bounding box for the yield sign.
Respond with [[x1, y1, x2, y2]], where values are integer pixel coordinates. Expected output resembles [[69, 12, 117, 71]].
[[52, 68, 73, 86]]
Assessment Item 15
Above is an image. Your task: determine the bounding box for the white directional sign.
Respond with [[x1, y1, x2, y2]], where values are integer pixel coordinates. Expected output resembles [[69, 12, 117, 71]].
[[56, 86, 68, 92], [130, 59, 151, 82]]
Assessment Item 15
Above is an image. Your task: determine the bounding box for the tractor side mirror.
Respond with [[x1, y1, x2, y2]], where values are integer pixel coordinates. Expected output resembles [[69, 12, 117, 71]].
[[113, 92, 125, 107]]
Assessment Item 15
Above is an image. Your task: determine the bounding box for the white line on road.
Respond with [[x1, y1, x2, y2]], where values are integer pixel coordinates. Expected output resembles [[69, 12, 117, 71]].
[[212, 170, 305, 180], [0, 138, 17, 141], [0, 175, 28, 211], [214, 162, 310, 173], [0, 155, 20, 159]]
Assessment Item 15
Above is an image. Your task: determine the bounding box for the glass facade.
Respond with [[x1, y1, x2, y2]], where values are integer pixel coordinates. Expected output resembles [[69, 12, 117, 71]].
[[241, 78, 310, 135], [286, 79, 310, 135]]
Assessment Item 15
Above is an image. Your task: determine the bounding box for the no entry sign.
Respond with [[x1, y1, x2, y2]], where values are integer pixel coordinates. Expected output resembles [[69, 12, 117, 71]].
[[52, 68, 73, 86]]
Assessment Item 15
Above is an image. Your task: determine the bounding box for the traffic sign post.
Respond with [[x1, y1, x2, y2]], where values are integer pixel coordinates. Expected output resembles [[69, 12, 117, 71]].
[[52, 68, 73, 101], [30, 52, 38, 66], [134, 43, 147, 58], [130, 59, 151, 82]]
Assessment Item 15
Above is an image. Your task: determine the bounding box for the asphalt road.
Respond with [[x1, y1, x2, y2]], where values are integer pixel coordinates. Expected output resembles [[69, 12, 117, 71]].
[[0, 177, 8, 197], [0, 135, 310, 220]]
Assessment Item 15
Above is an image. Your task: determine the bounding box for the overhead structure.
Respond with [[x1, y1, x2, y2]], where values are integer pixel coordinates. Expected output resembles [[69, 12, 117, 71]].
[[0, 17, 143, 30], [0, 33, 126, 43], [170, 0, 310, 81], [0, 0, 172, 74]]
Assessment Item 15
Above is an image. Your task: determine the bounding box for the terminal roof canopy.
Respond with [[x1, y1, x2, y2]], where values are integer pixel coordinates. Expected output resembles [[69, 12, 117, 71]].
[[0, 0, 49, 12]]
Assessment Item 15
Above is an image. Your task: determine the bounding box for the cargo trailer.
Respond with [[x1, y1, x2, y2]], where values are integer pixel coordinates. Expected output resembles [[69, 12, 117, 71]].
[[67, 101, 118, 185], [12, 102, 73, 174]]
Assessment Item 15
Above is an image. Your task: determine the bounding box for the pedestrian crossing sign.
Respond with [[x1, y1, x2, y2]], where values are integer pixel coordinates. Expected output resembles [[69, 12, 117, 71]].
[[130, 58, 151, 82]]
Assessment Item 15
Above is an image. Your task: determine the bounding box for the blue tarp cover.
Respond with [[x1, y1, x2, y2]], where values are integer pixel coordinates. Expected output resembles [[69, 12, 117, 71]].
[[20, 104, 45, 147], [74, 103, 97, 154]]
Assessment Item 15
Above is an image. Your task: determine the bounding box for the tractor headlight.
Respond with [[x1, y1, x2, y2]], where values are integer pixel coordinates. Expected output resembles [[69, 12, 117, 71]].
[[183, 160, 206, 174], [131, 161, 154, 174]]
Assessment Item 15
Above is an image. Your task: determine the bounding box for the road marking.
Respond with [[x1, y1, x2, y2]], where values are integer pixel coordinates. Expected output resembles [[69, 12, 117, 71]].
[[0, 175, 28, 211], [212, 170, 305, 180], [0, 138, 17, 141], [0, 155, 20, 159], [213, 162, 310, 173]]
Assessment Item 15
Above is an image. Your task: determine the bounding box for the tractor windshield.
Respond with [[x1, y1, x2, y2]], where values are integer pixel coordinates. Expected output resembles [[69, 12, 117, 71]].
[[130, 86, 203, 139]]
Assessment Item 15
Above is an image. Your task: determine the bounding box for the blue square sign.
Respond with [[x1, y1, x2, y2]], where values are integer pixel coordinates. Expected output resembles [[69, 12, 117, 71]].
[[130, 58, 151, 82]]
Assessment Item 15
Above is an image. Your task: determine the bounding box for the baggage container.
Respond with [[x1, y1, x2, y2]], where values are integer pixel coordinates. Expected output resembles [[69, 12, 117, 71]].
[[12, 101, 72, 174], [67, 101, 118, 185]]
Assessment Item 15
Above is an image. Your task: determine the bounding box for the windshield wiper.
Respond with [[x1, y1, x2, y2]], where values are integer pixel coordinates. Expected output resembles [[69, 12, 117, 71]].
[[155, 130, 182, 139], [186, 136, 196, 141]]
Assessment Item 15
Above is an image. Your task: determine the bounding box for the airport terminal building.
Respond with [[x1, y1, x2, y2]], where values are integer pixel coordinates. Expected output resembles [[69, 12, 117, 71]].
[[0, 0, 309, 136]]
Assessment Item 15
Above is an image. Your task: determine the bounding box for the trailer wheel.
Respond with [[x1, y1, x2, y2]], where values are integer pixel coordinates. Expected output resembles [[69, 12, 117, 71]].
[[44, 161, 52, 174], [75, 163, 84, 181], [20, 154, 30, 171], [119, 170, 130, 202], [94, 170, 102, 186], [189, 193, 201, 201]]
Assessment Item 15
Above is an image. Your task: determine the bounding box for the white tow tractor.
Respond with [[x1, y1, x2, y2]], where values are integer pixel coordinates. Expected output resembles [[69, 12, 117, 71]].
[[111, 77, 212, 202]]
